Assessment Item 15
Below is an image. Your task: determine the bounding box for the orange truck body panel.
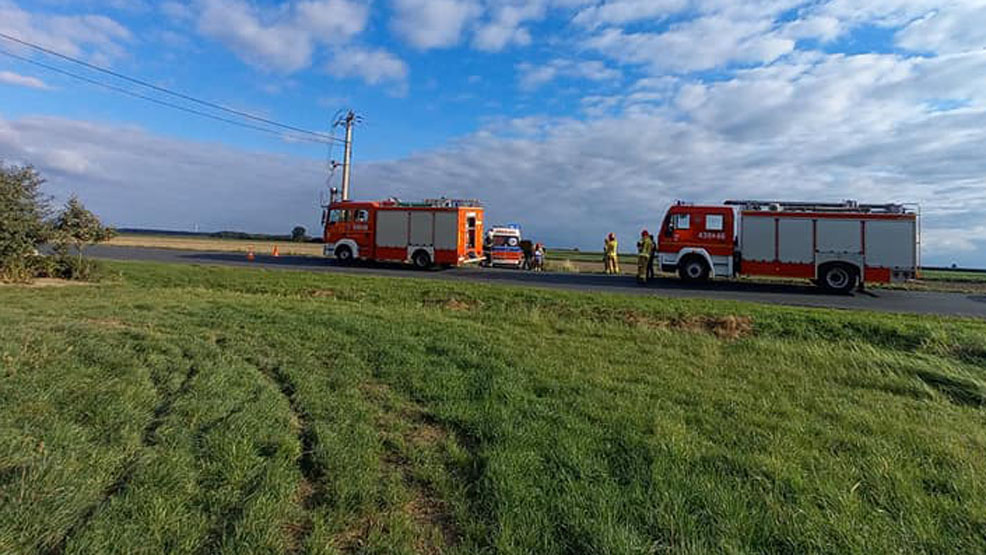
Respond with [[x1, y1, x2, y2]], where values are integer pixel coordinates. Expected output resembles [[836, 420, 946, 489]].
[[322, 200, 484, 266]]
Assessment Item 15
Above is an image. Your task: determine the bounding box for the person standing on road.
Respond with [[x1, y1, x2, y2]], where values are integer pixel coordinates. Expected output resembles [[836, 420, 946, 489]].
[[647, 237, 657, 281], [636, 230, 654, 284], [604, 233, 620, 274], [534, 243, 545, 272], [483, 230, 494, 267], [520, 239, 534, 271]]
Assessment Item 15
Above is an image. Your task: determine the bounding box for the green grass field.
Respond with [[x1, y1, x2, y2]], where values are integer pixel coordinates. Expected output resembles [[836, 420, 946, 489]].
[[2, 261, 986, 554], [922, 269, 986, 283]]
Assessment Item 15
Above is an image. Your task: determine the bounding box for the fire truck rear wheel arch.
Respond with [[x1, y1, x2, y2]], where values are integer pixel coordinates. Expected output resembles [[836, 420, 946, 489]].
[[411, 249, 433, 269]]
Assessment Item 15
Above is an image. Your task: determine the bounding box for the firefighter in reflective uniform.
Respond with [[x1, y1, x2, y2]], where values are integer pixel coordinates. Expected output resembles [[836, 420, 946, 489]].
[[636, 230, 654, 284], [604, 233, 620, 274]]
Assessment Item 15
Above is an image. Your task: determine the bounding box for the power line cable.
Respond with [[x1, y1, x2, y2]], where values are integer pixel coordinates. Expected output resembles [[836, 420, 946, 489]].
[[0, 31, 340, 143], [0, 48, 335, 145]]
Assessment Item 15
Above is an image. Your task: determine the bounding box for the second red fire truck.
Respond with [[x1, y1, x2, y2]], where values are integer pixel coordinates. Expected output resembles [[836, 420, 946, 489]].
[[656, 200, 919, 292], [322, 196, 484, 269]]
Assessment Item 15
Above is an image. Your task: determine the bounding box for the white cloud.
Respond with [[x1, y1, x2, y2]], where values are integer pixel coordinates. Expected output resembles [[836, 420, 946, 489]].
[[33, 0, 151, 12], [517, 59, 621, 90], [198, 0, 312, 72], [794, 0, 986, 49], [328, 47, 409, 93], [573, 0, 688, 28], [295, 0, 370, 38], [586, 16, 796, 73], [928, 227, 986, 255], [782, 15, 843, 42], [0, 0, 132, 65], [0, 70, 52, 90], [0, 115, 326, 233], [472, 2, 545, 51], [195, 0, 371, 73], [895, 4, 986, 54], [44, 148, 94, 176], [190, 0, 407, 91], [390, 0, 481, 50], [389, 0, 593, 51]]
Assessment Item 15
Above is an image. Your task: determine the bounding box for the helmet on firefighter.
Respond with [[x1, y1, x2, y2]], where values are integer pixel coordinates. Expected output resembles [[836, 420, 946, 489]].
[[641, 229, 649, 237]]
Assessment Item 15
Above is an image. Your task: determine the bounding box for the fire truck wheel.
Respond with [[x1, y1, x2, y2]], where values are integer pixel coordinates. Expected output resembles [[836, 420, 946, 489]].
[[412, 250, 433, 270], [678, 256, 710, 283], [334, 245, 354, 264], [819, 263, 857, 293]]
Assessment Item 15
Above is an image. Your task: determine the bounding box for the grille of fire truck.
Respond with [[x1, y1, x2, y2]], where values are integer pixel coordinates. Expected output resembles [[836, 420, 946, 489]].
[[724, 200, 911, 214]]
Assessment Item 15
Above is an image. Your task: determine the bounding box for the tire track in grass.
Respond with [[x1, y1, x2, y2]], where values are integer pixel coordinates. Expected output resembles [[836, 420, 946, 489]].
[[47, 364, 199, 555], [336, 382, 460, 553], [197, 471, 266, 554], [194, 389, 264, 555], [143, 364, 200, 445], [256, 362, 324, 553]]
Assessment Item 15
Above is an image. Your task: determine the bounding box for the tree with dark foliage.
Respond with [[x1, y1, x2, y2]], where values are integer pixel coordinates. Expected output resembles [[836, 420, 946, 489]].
[[0, 162, 50, 280], [52, 196, 116, 261]]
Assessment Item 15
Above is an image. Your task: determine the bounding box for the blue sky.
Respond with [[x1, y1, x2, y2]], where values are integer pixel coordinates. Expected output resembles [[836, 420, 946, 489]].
[[2, 0, 986, 265]]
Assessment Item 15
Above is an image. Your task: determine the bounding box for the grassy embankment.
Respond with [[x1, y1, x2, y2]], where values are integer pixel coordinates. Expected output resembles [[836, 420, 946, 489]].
[[3, 261, 985, 554]]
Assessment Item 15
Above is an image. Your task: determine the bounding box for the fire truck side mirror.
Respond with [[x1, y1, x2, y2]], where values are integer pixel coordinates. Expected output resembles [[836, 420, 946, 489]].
[[321, 209, 327, 226]]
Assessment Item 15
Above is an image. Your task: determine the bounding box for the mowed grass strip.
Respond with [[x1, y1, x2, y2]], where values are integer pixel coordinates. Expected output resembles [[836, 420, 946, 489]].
[[1, 261, 985, 554]]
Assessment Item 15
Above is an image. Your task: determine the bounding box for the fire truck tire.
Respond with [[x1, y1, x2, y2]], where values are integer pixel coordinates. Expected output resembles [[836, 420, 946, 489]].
[[412, 250, 433, 270], [678, 256, 710, 283], [334, 245, 354, 264], [819, 263, 857, 293]]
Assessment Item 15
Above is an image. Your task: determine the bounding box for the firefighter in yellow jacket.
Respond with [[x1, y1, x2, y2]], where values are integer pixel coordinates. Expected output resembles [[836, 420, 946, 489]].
[[604, 233, 620, 274], [637, 230, 654, 284]]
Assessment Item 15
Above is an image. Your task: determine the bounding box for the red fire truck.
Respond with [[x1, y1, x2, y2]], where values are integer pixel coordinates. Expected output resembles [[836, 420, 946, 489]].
[[322, 197, 484, 269], [656, 200, 919, 292]]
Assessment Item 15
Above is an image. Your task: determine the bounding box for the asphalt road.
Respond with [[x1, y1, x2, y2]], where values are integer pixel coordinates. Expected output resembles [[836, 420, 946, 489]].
[[89, 245, 986, 318]]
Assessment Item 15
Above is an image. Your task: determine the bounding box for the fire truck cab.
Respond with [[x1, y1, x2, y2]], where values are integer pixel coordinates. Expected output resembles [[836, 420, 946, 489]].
[[322, 198, 484, 269], [658, 204, 736, 281], [657, 200, 919, 292]]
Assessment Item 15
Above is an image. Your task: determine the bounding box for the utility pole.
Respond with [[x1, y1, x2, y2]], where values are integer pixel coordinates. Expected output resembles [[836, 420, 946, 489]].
[[335, 110, 361, 201]]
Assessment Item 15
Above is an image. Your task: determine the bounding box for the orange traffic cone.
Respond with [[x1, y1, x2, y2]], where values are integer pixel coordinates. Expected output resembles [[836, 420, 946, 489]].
[[272, 245, 280, 258], [247, 245, 255, 261]]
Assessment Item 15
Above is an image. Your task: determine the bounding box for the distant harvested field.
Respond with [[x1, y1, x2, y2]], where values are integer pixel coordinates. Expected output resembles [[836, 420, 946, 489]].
[[107, 234, 324, 256], [2, 260, 986, 553]]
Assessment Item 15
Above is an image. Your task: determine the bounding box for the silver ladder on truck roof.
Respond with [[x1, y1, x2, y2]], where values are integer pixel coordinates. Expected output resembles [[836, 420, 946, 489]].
[[381, 198, 483, 208], [724, 200, 912, 214]]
